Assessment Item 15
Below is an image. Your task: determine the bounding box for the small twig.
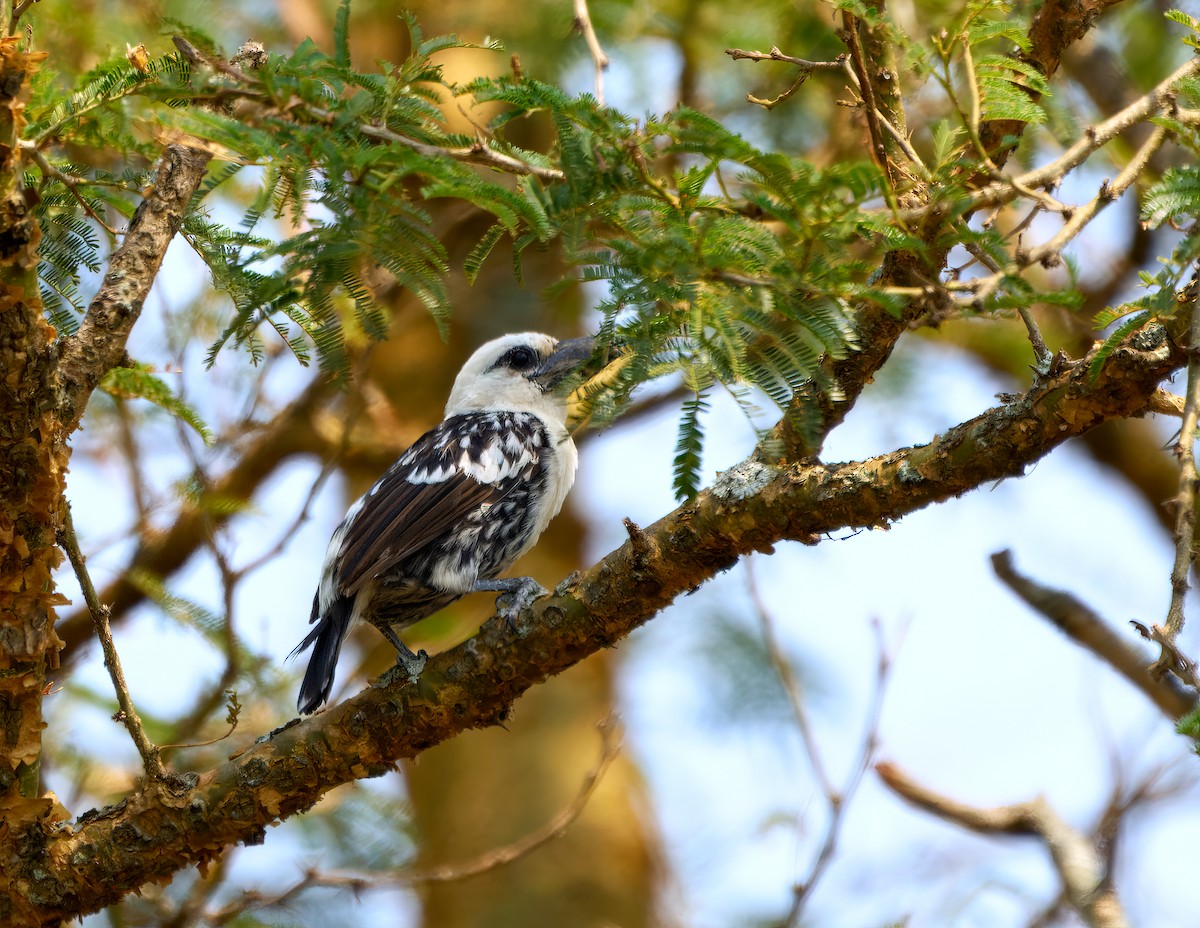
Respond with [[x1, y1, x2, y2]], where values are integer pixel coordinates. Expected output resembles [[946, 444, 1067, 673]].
[[961, 241, 1053, 370], [892, 56, 1200, 226], [572, 0, 609, 106], [951, 126, 1168, 304], [748, 558, 897, 928], [1096, 754, 1195, 876], [21, 141, 121, 237], [59, 502, 167, 781], [841, 14, 893, 186], [725, 46, 845, 70], [936, 46, 1067, 214], [159, 690, 241, 754], [112, 398, 152, 533], [166, 37, 567, 184], [1164, 295, 1200, 638], [747, 71, 809, 111], [408, 714, 622, 882], [726, 46, 852, 118], [746, 562, 835, 798], [778, 617, 891, 925], [835, 53, 928, 183]]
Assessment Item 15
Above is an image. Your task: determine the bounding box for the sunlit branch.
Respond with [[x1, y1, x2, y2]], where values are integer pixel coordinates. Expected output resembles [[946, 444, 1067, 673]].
[[937, 56, 1198, 223], [949, 126, 1168, 304], [572, 0, 610, 106], [724, 46, 845, 70]]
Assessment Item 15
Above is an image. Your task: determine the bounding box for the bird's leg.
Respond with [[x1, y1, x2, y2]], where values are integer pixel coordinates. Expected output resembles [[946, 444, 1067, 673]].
[[473, 576, 548, 631], [376, 624, 428, 680]]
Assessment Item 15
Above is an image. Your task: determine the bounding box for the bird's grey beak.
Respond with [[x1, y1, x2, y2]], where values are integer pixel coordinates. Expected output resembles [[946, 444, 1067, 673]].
[[532, 337, 596, 392]]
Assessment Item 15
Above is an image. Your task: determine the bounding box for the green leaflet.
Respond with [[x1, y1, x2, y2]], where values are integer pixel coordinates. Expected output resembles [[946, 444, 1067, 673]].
[[98, 365, 213, 444]]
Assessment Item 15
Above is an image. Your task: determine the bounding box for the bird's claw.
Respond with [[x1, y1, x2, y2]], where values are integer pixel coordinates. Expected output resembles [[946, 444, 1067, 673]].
[[379, 648, 428, 688], [497, 578, 548, 633]]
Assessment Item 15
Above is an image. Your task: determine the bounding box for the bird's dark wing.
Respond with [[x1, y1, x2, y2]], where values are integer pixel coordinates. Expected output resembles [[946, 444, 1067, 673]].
[[334, 413, 545, 595]]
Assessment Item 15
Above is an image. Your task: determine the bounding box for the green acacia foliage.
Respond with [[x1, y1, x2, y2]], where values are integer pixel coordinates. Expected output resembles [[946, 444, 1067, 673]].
[[22, 1, 1200, 498]]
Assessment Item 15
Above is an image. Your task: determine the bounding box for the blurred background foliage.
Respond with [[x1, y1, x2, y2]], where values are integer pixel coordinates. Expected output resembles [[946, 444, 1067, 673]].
[[30, 0, 1200, 925]]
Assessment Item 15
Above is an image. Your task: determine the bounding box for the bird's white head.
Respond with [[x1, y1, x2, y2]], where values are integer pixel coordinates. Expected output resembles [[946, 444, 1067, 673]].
[[445, 332, 594, 422]]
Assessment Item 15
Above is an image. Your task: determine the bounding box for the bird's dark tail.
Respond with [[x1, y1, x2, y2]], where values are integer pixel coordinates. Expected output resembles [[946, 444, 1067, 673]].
[[290, 594, 354, 715]]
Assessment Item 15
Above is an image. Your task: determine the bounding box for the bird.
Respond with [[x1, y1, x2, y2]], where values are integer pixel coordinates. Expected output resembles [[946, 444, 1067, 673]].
[[291, 332, 595, 714]]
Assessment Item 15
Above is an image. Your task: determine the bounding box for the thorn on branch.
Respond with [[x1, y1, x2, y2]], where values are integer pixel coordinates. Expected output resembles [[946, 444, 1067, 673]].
[[623, 517, 653, 572]]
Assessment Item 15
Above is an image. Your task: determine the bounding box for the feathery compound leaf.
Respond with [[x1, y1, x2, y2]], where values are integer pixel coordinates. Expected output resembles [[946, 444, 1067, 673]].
[[1166, 9, 1200, 33], [978, 72, 1047, 125], [333, 0, 352, 69], [99, 366, 213, 444], [965, 17, 1033, 53], [1089, 311, 1150, 381], [465, 222, 507, 284], [673, 389, 710, 500], [1143, 167, 1200, 227]]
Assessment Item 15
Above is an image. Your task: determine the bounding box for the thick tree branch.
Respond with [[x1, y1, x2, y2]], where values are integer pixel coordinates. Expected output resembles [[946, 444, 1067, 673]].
[[0, 36, 64, 830], [56, 142, 212, 433], [13, 316, 1182, 925]]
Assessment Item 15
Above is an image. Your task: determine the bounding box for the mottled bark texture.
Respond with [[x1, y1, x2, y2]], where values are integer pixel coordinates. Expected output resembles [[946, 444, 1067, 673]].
[[0, 49, 213, 926], [13, 319, 1181, 926], [0, 35, 70, 927], [57, 142, 212, 432]]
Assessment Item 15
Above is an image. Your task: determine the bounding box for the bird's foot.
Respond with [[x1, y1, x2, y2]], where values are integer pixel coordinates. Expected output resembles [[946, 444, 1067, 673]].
[[496, 577, 548, 634], [378, 648, 428, 688]]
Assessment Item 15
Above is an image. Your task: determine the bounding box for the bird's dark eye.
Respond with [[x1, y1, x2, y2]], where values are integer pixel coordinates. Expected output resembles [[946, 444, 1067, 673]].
[[501, 345, 538, 370]]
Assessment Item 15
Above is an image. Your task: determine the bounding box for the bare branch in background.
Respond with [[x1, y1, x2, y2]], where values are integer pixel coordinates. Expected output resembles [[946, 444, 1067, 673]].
[[990, 550, 1197, 719], [877, 762, 1129, 928], [754, 582, 896, 928], [56, 377, 334, 666], [203, 716, 623, 924]]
